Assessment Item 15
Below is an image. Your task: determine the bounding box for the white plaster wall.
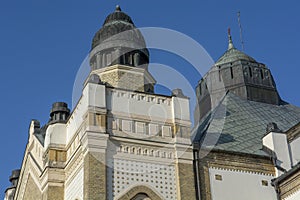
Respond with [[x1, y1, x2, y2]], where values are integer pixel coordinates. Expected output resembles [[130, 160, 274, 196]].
[[66, 83, 106, 143], [290, 137, 300, 165], [86, 83, 106, 108], [171, 97, 190, 122], [263, 133, 275, 150], [4, 188, 14, 200], [107, 89, 173, 121], [263, 132, 291, 171], [209, 168, 277, 200], [65, 168, 84, 200], [44, 123, 66, 149], [284, 189, 300, 200]]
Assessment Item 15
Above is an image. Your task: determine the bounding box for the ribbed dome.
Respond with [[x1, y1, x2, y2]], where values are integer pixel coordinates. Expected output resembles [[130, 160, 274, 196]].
[[91, 5, 146, 50], [103, 5, 133, 25]]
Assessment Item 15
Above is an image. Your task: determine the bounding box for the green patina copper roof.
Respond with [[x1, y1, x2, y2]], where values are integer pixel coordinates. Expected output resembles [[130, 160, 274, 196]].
[[215, 32, 257, 65], [193, 92, 300, 156], [216, 48, 257, 65]]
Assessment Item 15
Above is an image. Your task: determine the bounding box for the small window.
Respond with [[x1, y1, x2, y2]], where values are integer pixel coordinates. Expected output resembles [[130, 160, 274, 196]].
[[124, 147, 129, 153], [260, 69, 264, 79], [150, 150, 154, 156], [137, 148, 141, 155], [215, 174, 222, 181], [156, 151, 160, 157], [131, 147, 136, 154], [262, 180, 268, 186], [230, 67, 234, 79], [144, 149, 148, 155], [249, 67, 253, 77], [199, 84, 202, 95]]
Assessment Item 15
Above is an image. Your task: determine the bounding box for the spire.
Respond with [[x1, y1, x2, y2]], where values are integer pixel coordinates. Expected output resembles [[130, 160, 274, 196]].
[[115, 5, 121, 12], [228, 28, 234, 50]]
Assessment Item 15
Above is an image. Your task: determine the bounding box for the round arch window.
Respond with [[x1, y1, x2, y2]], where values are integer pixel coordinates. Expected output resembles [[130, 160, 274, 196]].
[[131, 193, 151, 200]]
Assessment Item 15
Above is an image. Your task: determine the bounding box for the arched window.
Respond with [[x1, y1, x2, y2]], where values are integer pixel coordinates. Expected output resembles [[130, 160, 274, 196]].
[[125, 146, 129, 153], [156, 151, 160, 157], [131, 193, 151, 200], [137, 148, 141, 155], [150, 150, 154, 156], [144, 149, 148, 155], [249, 67, 253, 77]]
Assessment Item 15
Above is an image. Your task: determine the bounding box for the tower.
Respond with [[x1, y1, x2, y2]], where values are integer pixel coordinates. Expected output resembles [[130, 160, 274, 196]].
[[193, 32, 300, 200], [196, 29, 281, 120], [6, 6, 196, 200], [89, 5, 154, 93]]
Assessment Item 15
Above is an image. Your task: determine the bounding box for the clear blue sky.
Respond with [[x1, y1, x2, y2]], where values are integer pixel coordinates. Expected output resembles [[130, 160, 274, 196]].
[[1, 0, 299, 197]]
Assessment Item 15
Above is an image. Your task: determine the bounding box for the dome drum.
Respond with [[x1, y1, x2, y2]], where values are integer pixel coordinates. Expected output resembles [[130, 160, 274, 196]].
[[90, 46, 149, 70]]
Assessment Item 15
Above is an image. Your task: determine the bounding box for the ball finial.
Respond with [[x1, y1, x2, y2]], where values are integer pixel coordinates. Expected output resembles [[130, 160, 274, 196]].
[[116, 5, 121, 11]]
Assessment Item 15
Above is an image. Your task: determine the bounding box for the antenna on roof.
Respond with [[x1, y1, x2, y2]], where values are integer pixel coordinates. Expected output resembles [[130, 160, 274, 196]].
[[237, 11, 245, 51]]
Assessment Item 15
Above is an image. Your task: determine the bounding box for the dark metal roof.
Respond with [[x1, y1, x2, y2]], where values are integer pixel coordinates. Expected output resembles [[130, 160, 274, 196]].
[[193, 92, 300, 156], [103, 5, 133, 25], [91, 5, 146, 50]]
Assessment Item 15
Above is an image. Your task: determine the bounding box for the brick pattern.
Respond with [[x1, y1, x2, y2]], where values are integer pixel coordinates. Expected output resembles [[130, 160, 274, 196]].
[[176, 163, 197, 200], [23, 175, 42, 200], [287, 122, 300, 143], [100, 70, 145, 92], [46, 186, 64, 200], [279, 169, 300, 199], [83, 152, 107, 200]]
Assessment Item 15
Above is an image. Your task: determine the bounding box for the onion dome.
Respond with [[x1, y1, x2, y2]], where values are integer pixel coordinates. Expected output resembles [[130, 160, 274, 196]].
[[215, 29, 256, 65], [90, 5, 149, 70]]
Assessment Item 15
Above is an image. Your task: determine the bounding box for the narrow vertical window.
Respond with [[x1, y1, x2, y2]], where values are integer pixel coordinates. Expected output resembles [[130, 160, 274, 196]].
[[249, 67, 252, 77], [230, 67, 234, 79], [260, 69, 264, 79], [199, 84, 202, 95], [218, 66, 221, 82]]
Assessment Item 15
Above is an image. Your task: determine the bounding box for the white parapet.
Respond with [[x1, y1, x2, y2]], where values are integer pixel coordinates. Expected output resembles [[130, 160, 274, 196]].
[[44, 123, 67, 149], [262, 131, 291, 172], [66, 83, 106, 143]]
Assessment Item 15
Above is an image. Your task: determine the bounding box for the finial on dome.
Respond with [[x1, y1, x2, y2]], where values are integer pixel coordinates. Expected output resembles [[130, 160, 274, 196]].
[[228, 27, 234, 50], [115, 5, 121, 12]]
